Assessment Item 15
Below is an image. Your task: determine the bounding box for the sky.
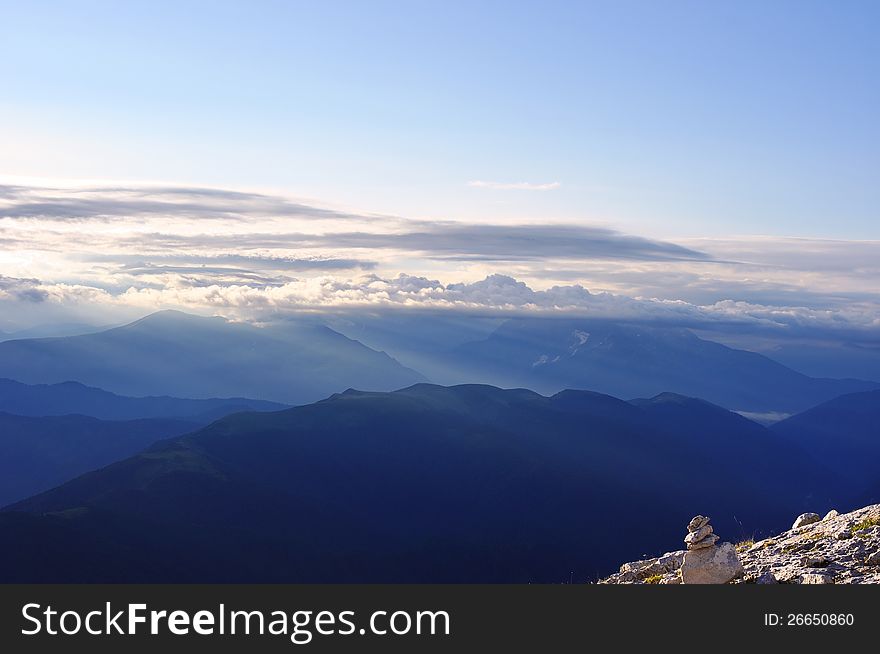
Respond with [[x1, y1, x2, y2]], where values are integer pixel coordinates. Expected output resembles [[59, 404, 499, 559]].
[[0, 1, 878, 344]]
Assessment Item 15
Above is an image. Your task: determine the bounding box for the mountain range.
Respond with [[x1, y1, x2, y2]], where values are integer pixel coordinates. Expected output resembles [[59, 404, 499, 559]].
[[2, 382, 867, 583], [1, 310, 873, 415], [0, 378, 288, 508], [0, 412, 197, 507], [0, 310, 424, 405], [440, 318, 877, 414], [0, 378, 286, 422], [0, 309, 876, 583]]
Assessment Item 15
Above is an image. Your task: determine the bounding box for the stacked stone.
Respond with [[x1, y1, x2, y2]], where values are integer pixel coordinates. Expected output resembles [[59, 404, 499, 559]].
[[680, 515, 743, 584], [684, 515, 719, 550]]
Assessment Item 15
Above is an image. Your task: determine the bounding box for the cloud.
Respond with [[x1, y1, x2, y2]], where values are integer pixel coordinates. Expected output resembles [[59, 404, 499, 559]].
[[103, 254, 377, 272], [114, 223, 706, 263], [324, 223, 706, 261], [0, 275, 48, 302], [15, 271, 874, 344], [0, 184, 381, 223], [467, 180, 561, 191], [1, 182, 878, 345]]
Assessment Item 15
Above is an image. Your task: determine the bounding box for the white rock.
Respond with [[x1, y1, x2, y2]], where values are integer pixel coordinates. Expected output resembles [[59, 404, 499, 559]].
[[823, 510, 839, 521], [680, 542, 743, 584], [687, 533, 720, 550], [684, 525, 714, 544], [800, 554, 827, 568], [687, 515, 710, 532], [792, 513, 821, 529], [800, 572, 834, 584]]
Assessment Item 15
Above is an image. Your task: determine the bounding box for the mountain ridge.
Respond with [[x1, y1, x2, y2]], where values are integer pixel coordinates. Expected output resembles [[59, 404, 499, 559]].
[[445, 318, 878, 413], [0, 310, 425, 404], [0, 377, 287, 422], [0, 383, 848, 583]]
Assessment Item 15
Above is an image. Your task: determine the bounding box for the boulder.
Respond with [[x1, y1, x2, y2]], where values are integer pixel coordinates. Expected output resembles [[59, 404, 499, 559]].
[[792, 513, 821, 529], [823, 510, 839, 521], [680, 542, 743, 584]]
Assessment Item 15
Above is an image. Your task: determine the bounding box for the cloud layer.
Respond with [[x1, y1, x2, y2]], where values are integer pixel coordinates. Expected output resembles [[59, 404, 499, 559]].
[[1, 181, 878, 344]]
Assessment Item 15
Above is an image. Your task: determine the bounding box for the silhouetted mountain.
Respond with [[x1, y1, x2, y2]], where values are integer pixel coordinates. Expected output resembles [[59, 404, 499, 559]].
[[0, 310, 425, 404], [448, 318, 877, 413], [771, 390, 880, 495], [0, 412, 197, 507], [0, 384, 842, 583], [0, 378, 286, 421]]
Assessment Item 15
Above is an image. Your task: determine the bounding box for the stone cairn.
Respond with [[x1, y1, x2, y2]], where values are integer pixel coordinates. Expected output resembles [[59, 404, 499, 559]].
[[684, 515, 718, 550], [680, 515, 743, 584]]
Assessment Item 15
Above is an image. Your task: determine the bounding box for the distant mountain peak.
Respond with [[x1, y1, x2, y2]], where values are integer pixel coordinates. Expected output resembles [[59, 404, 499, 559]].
[[0, 310, 425, 404], [126, 309, 226, 328], [638, 392, 711, 406]]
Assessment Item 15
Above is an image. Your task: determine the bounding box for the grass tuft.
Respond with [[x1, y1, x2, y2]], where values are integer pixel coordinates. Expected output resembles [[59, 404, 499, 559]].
[[851, 516, 880, 536]]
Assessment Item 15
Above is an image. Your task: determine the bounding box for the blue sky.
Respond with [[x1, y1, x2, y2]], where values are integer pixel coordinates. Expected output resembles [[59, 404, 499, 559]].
[[1, 1, 879, 342], [2, 0, 878, 238]]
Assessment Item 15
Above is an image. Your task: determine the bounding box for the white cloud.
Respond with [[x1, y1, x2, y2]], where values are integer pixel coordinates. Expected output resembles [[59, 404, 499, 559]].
[[466, 180, 562, 191], [0, 182, 879, 344], [9, 272, 875, 344]]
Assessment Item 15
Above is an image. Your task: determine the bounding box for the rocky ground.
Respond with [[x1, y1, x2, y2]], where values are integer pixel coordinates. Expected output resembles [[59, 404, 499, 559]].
[[600, 504, 880, 584]]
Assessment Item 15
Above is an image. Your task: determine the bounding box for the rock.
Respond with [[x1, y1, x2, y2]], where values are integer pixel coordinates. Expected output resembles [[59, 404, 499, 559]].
[[687, 533, 720, 550], [823, 510, 839, 521], [800, 572, 834, 584], [756, 571, 777, 584], [600, 503, 880, 586], [681, 542, 744, 584], [684, 525, 713, 545], [683, 516, 721, 551], [602, 551, 686, 584], [687, 515, 710, 532], [656, 552, 685, 571], [772, 565, 804, 583], [792, 513, 821, 529], [800, 554, 827, 568], [748, 539, 773, 552]]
